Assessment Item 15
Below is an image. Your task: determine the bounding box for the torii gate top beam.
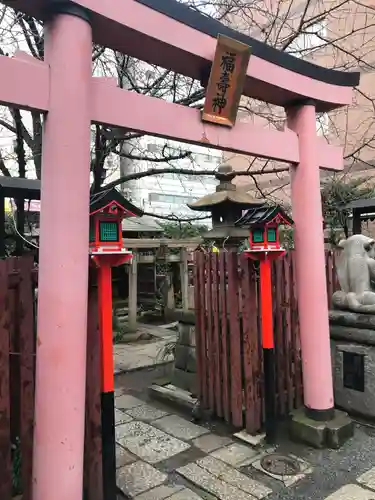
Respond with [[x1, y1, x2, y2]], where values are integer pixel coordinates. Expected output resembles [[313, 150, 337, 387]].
[[4, 0, 359, 112]]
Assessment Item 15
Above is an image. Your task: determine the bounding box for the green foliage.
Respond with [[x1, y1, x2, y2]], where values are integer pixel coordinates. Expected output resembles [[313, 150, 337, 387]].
[[159, 222, 208, 239], [321, 177, 375, 244], [157, 340, 176, 362], [157, 222, 208, 276], [4, 213, 16, 256], [279, 227, 294, 249], [112, 314, 133, 343]]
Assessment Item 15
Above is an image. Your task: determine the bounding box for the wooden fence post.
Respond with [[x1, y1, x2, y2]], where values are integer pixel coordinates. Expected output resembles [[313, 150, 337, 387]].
[[180, 248, 189, 311], [128, 252, 138, 332], [0, 259, 11, 500], [17, 257, 35, 500]]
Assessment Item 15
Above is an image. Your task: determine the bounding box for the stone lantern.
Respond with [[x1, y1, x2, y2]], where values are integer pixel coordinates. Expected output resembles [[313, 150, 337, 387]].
[[187, 164, 262, 248]]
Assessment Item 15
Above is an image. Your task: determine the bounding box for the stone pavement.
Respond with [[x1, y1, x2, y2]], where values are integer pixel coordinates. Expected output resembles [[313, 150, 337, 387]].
[[114, 389, 375, 500], [114, 324, 176, 374]]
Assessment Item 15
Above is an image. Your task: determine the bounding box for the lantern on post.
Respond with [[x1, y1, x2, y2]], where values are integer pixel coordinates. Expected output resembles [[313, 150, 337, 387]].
[[187, 164, 262, 249], [89, 187, 143, 500], [236, 204, 294, 443]]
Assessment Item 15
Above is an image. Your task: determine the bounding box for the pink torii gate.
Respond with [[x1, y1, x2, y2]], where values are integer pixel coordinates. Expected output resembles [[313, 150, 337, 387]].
[[0, 0, 359, 498]]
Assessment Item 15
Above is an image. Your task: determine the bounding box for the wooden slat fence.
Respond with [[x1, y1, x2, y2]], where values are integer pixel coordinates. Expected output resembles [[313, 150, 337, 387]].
[[0, 258, 103, 500], [194, 249, 340, 434], [0, 250, 342, 498], [326, 250, 340, 308], [0, 257, 36, 500]]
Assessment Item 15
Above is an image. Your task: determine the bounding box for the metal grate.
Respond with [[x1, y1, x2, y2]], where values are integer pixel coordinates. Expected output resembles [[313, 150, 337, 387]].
[[99, 221, 119, 242], [260, 454, 301, 476]]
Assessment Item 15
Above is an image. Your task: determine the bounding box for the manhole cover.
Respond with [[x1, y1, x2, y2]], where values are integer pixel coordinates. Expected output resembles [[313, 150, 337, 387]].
[[260, 453, 301, 476]]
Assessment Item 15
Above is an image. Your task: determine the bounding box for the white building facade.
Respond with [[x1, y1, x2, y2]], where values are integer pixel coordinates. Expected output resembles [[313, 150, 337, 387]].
[[105, 136, 222, 220]]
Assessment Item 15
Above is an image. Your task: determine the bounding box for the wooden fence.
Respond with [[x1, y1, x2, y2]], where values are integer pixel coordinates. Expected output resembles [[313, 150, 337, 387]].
[[0, 257, 36, 500], [0, 257, 103, 500], [0, 251, 341, 498], [194, 249, 340, 434], [326, 250, 340, 308]]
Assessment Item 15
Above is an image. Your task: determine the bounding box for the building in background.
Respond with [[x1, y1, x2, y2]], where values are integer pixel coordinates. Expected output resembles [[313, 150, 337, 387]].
[[104, 136, 221, 220], [222, 1, 375, 209]]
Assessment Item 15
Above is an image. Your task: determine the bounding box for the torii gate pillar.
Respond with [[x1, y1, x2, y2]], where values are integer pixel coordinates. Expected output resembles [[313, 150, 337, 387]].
[[286, 102, 352, 446], [32, 5, 92, 500], [287, 101, 334, 420]]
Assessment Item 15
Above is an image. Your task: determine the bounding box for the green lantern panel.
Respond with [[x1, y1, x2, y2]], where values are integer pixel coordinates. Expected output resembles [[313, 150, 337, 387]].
[[267, 227, 277, 242], [99, 220, 119, 242], [252, 228, 264, 243], [89, 219, 95, 242]]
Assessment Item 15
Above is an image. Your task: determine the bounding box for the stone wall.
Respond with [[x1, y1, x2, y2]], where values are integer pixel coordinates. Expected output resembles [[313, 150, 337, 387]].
[[330, 310, 375, 418], [169, 310, 197, 396]]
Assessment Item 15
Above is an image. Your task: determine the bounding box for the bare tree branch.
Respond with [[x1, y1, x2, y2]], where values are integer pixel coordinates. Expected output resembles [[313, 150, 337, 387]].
[[103, 166, 289, 191]]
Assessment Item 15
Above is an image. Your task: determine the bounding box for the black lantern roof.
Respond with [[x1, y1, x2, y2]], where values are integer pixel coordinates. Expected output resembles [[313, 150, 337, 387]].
[[187, 164, 261, 212], [236, 204, 293, 227], [90, 187, 143, 217]]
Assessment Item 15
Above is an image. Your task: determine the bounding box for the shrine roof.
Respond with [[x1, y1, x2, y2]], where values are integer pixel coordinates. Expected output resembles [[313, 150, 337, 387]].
[[236, 204, 294, 227], [89, 187, 143, 217], [122, 214, 163, 233], [0, 176, 41, 200], [344, 198, 375, 211], [3, 0, 360, 112], [136, 0, 359, 90]]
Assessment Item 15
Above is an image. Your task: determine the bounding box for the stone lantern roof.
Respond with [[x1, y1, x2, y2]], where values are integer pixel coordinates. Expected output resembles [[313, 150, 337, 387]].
[[187, 164, 260, 212], [187, 164, 263, 247]]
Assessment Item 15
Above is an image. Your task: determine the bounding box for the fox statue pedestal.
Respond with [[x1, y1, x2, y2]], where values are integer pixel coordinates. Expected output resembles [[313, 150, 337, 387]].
[[329, 234, 375, 418], [330, 310, 375, 419]]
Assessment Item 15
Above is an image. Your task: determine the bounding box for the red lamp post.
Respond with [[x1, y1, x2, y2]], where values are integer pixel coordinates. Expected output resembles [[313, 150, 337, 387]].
[[89, 188, 143, 500], [238, 205, 294, 443]]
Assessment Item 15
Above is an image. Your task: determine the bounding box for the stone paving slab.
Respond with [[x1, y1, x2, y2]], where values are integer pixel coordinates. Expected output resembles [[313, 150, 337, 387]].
[[197, 456, 272, 499], [177, 462, 257, 500], [168, 488, 203, 499], [117, 421, 190, 464], [134, 484, 185, 500], [152, 414, 209, 441], [137, 324, 178, 340], [324, 484, 375, 499], [210, 443, 259, 468], [126, 403, 169, 422], [192, 434, 233, 454], [234, 430, 266, 448], [116, 422, 135, 441], [358, 466, 375, 491], [116, 408, 134, 426], [116, 394, 145, 410], [115, 350, 375, 500], [117, 460, 167, 497], [114, 336, 175, 373], [116, 444, 137, 468]]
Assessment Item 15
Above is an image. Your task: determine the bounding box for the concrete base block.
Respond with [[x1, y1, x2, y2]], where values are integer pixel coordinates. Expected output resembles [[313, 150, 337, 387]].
[[289, 408, 354, 449], [326, 410, 355, 449]]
